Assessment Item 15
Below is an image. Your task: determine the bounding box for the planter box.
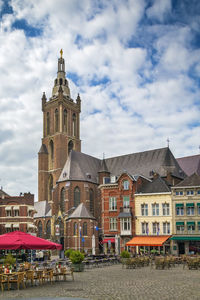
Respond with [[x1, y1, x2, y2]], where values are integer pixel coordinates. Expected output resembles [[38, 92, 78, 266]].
[[71, 263, 85, 272]]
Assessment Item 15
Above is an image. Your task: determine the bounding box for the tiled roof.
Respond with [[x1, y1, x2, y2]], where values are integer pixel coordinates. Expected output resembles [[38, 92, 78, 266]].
[[175, 173, 200, 187], [136, 176, 171, 194], [176, 154, 200, 176], [34, 201, 52, 218], [0, 188, 10, 198], [58, 147, 185, 183], [67, 203, 95, 220]]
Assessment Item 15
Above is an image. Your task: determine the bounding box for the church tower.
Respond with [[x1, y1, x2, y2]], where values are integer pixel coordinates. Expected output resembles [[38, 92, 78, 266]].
[[38, 50, 81, 204]]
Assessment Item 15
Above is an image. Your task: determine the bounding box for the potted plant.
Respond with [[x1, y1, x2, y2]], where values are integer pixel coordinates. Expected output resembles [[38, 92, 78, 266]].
[[69, 250, 85, 272], [64, 249, 74, 258]]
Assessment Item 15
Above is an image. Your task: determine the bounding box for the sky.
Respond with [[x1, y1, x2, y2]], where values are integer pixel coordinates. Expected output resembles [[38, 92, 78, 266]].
[[0, 0, 200, 199]]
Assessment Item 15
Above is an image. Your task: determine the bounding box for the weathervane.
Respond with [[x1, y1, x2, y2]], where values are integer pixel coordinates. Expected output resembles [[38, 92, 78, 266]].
[[167, 138, 170, 148], [60, 49, 63, 58]]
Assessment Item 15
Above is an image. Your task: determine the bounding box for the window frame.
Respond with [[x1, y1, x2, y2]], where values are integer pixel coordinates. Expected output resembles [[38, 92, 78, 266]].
[[109, 217, 117, 231], [123, 180, 129, 190]]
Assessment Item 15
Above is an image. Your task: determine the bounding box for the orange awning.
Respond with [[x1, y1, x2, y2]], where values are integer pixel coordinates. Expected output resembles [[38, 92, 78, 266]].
[[126, 236, 171, 247]]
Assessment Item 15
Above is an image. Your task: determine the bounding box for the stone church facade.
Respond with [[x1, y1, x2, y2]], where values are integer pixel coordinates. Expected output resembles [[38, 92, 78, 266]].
[[36, 51, 187, 254]]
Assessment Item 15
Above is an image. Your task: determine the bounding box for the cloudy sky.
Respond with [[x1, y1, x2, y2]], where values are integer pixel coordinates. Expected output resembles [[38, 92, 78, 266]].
[[0, 0, 200, 199]]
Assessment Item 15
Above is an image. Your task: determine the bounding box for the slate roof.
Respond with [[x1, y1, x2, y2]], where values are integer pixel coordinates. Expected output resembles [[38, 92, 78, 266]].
[[38, 144, 48, 154], [174, 173, 200, 187], [34, 201, 52, 218], [67, 203, 95, 220], [58, 147, 185, 183], [176, 154, 200, 176], [136, 176, 171, 194]]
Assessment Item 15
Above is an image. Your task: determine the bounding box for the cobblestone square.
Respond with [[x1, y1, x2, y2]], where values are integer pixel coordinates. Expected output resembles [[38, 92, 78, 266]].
[[0, 264, 199, 300]]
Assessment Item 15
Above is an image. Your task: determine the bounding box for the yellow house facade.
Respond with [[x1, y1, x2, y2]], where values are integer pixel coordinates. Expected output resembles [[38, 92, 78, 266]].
[[132, 176, 172, 253]]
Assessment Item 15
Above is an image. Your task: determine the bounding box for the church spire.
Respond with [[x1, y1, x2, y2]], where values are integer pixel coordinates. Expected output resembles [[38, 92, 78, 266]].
[[52, 49, 71, 98]]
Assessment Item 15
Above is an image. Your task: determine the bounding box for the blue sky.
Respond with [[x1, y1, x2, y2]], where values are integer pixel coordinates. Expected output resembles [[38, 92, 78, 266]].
[[0, 0, 200, 198]]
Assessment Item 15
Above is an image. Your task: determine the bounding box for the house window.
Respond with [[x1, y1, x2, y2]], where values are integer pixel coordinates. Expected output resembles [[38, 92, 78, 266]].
[[109, 218, 117, 231], [55, 109, 59, 132], [89, 189, 94, 213], [187, 223, 195, 234], [38, 221, 43, 238], [14, 210, 19, 217], [123, 196, 129, 208], [73, 222, 78, 236], [176, 223, 184, 234], [176, 206, 184, 216], [152, 204, 159, 216], [6, 210, 12, 217], [141, 222, 149, 235], [186, 205, 194, 215], [198, 223, 200, 232], [83, 222, 87, 236], [121, 218, 131, 231], [72, 113, 76, 136], [47, 112, 50, 135], [187, 190, 194, 195], [74, 187, 80, 208], [63, 109, 67, 132], [46, 220, 51, 239], [103, 177, 110, 184], [60, 188, 65, 213], [152, 222, 160, 235], [162, 203, 169, 216], [163, 222, 170, 234], [198, 205, 200, 215], [123, 180, 129, 190], [176, 191, 183, 196], [109, 197, 117, 211], [197, 190, 200, 195], [141, 204, 148, 216]]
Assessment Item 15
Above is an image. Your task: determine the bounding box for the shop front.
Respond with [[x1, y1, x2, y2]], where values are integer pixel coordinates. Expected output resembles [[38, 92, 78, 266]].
[[170, 236, 200, 255]]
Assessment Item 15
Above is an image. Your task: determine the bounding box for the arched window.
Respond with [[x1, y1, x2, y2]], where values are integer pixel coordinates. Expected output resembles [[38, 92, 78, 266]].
[[83, 222, 87, 236], [55, 109, 59, 132], [59, 78, 63, 85], [49, 140, 54, 162], [123, 180, 129, 190], [63, 109, 67, 132], [38, 221, 43, 238], [73, 222, 77, 236], [74, 186, 80, 208], [47, 112, 50, 135], [48, 175, 53, 202], [72, 113, 76, 137], [68, 140, 73, 154], [89, 189, 94, 214], [46, 220, 51, 239], [60, 188, 65, 213]]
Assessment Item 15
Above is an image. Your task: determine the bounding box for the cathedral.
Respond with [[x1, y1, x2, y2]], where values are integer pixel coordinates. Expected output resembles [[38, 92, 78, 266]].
[[35, 51, 198, 254]]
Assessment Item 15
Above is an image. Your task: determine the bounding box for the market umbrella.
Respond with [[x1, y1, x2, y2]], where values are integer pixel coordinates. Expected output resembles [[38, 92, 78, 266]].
[[0, 231, 62, 250]]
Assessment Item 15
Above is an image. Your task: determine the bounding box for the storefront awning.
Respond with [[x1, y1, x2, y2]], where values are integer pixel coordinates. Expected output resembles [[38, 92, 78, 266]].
[[13, 223, 19, 228], [187, 221, 195, 225], [176, 222, 184, 226], [13, 206, 19, 210], [102, 238, 115, 244], [186, 203, 194, 207], [5, 223, 12, 228], [126, 236, 171, 247], [176, 203, 184, 207], [5, 206, 12, 211], [170, 236, 200, 241], [197, 203, 200, 206]]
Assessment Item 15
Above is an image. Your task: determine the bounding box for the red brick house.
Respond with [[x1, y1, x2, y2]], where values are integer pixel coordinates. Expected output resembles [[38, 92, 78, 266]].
[[0, 192, 35, 234]]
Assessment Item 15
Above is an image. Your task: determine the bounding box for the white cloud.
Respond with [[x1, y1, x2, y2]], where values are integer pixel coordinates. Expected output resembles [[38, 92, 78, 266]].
[[0, 0, 199, 198]]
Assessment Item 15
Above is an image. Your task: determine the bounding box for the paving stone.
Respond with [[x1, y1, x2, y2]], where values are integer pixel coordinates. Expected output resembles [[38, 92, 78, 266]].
[[0, 264, 200, 300]]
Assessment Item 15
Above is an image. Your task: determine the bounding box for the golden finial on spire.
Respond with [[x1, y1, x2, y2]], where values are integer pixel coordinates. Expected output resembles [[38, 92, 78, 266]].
[[60, 49, 63, 58]]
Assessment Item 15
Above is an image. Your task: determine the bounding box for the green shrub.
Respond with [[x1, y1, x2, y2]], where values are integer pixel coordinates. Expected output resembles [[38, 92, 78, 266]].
[[64, 249, 74, 258], [70, 250, 85, 264], [3, 254, 16, 266], [120, 250, 130, 258]]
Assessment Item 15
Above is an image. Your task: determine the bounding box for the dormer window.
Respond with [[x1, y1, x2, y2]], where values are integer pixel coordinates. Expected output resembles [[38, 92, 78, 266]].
[[103, 177, 110, 184], [123, 180, 129, 190], [175, 191, 183, 196]]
